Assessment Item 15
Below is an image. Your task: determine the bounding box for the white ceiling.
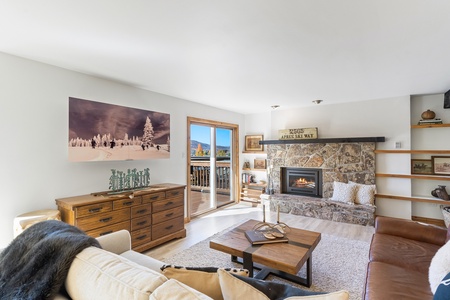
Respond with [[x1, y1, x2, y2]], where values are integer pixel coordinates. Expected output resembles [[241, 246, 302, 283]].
[[1, 1, 450, 114]]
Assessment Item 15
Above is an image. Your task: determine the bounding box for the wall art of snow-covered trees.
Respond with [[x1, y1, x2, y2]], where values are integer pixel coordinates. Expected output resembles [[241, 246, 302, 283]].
[[68, 97, 170, 162]]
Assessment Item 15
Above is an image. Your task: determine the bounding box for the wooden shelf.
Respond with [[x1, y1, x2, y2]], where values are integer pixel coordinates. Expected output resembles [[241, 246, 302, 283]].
[[376, 173, 450, 181], [375, 150, 450, 154], [259, 136, 385, 145], [242, 182, 267, 187], [376, 193, 450, 205], [242, 168, 266, 172], [411, 123, 450, 129]]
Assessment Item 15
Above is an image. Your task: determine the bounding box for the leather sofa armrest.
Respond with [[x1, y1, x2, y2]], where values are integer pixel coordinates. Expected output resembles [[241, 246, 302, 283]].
[[375, 216, 447, 246], [96, 230, 132, 254]]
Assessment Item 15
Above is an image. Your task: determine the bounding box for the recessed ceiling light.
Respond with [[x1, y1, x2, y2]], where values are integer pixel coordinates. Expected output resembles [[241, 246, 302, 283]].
[[312, 100, 323, 104]]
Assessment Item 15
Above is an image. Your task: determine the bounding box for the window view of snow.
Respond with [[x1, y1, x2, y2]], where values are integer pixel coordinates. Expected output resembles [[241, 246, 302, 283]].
[[68, 97, 170, 161]]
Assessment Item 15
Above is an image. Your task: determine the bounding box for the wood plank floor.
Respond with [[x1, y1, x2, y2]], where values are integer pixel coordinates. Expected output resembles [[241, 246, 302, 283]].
[[145, 202, 375, 261]]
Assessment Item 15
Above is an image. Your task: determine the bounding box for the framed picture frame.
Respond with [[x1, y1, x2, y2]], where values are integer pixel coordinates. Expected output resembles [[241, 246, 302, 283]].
[[254, 158, 266, 169], [411, 159, 433, 175], [432, 156, 450, 176], [245, 135, 264, 152]]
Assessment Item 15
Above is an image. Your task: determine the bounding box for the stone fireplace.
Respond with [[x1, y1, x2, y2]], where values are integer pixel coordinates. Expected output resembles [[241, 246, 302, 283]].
[[263, 141, 378, 225], [267, 142, 376, 198], [280, 167, 322, 197]]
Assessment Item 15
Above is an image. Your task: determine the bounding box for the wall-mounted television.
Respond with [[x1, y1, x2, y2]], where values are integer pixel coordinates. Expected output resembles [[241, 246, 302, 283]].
[[68, 97, 170, 162]]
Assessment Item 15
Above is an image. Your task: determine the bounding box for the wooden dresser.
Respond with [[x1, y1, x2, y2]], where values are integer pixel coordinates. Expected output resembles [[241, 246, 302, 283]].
[[55, 183, 186, 252]]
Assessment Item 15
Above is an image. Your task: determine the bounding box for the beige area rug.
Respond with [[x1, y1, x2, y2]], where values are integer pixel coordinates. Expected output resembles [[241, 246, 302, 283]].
[[165, 225, 370, 300]]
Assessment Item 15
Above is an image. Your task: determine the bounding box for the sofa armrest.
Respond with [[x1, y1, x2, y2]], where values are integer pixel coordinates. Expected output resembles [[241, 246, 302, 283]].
[[375, 216, 447, 246], [96, 230, 132, 254]]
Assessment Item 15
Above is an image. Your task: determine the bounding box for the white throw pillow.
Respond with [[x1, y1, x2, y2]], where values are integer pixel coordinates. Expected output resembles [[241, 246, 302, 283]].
[[429, 241, 450, 294], [150, 279, 213, 300], [66, 247, 167, 300], [348, 181, 376, 206], [330, 181, 356, 204]]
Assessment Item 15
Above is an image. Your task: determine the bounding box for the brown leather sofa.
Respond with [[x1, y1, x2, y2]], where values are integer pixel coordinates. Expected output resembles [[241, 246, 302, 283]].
[[363, 216, 448, 299]]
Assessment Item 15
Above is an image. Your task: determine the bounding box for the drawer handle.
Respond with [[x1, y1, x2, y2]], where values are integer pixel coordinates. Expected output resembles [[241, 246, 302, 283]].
[[100, 231, 112, 236], [89, 208, 101, 213], [171, 191, 180, 196], [137, 221, 147, 226], [123, 201, 133, 206], [136, 235, 147, 240], [137, 209, 148, 214], [165, 225, 174, 230], [166, 213, 174, 217], [99, 217, 112, 223], [150, 196, 159, 200], [165, 201, 174, 206]]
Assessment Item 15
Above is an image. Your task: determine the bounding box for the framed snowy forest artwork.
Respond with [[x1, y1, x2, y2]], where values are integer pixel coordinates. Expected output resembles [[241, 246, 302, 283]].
[[68, 97, 170, 162]]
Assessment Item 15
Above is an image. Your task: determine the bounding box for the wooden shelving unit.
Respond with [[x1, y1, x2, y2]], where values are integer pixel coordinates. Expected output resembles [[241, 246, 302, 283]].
[[376, 173, 450, 181], [375, 122, 450, 210], [375, 150, 450, 154], [411, 123, 450, 129], [375, 193, 450, 205], [241, 182, 267, 203]]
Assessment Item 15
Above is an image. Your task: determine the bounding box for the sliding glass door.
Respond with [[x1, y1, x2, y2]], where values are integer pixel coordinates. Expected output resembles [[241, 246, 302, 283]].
[[187, 118, 238, 217]]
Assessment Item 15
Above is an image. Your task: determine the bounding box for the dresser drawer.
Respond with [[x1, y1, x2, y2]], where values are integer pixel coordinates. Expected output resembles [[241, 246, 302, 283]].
[[152, 206, 184, 225], [86, 220, 131, 238], [76, 202, 112, 218], [131, 204, 152, 218], [152, 197, 183, 213], [131, 227, 152, 247], [165, 188, 184, 199], [142, 192, 165, 204], [113, 197, 142, 210], [131, 215, 151, 231], [76, 208, 130, 232], [152, 217, 184, 240]]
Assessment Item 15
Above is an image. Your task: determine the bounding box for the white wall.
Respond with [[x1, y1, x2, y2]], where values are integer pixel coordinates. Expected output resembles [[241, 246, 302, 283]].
[[0, 52, 244, 247], [245, 97, 414, 218]]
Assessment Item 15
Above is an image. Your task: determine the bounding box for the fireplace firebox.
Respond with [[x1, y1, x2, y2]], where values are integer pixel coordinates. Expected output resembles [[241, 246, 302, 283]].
[[280, 167, 322, 197]]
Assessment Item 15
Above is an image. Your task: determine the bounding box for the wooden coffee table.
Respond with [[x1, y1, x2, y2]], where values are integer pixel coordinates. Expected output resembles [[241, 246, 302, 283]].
[[209, 219, 321, 287]]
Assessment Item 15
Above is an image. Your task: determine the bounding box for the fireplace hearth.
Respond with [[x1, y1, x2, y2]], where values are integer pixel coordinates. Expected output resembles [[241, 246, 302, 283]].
[[280, 167, 322, 197]]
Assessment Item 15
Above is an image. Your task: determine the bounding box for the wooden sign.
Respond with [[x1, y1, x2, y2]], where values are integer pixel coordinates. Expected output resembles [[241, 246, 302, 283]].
[[278, 128, 318, 140]]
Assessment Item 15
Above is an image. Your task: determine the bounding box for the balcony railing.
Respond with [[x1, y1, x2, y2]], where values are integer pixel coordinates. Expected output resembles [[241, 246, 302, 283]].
[[190, 160, 230, 194]]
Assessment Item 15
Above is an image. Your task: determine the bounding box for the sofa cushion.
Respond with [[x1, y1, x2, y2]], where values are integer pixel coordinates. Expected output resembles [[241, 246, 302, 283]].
[[217, 269, 349, 300], [161, 265, 248, 300], [65, 246, 167, 300], [369, 233, 441, 273], [429, 241, 450, 294], [150, 279, 213, 300], [364, 261, 433, 300]]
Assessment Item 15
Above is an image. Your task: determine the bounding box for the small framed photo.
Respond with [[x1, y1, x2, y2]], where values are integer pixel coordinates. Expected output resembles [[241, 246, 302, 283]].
[[245, 135, 264, 152], [254, 159, 266, 169], [411, 159, 433, 175], [432, 156, 450, 176]]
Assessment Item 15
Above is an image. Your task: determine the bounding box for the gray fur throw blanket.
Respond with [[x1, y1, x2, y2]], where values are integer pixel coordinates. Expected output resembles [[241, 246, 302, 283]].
[[0, 220, 101, 300]]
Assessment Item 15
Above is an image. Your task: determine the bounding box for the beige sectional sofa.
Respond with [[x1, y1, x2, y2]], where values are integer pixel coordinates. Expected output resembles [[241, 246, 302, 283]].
[[56, 230, 349, 300]]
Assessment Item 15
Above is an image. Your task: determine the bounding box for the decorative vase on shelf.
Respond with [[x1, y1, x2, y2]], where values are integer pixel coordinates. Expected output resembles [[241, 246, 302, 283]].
[[432, 185, 449, 200], [421, 109, 436, 120]]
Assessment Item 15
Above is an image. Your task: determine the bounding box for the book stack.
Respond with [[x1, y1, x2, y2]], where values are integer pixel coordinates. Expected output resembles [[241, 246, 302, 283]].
[[242, 173, 255, 184], [418, 118, 443, 125]]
